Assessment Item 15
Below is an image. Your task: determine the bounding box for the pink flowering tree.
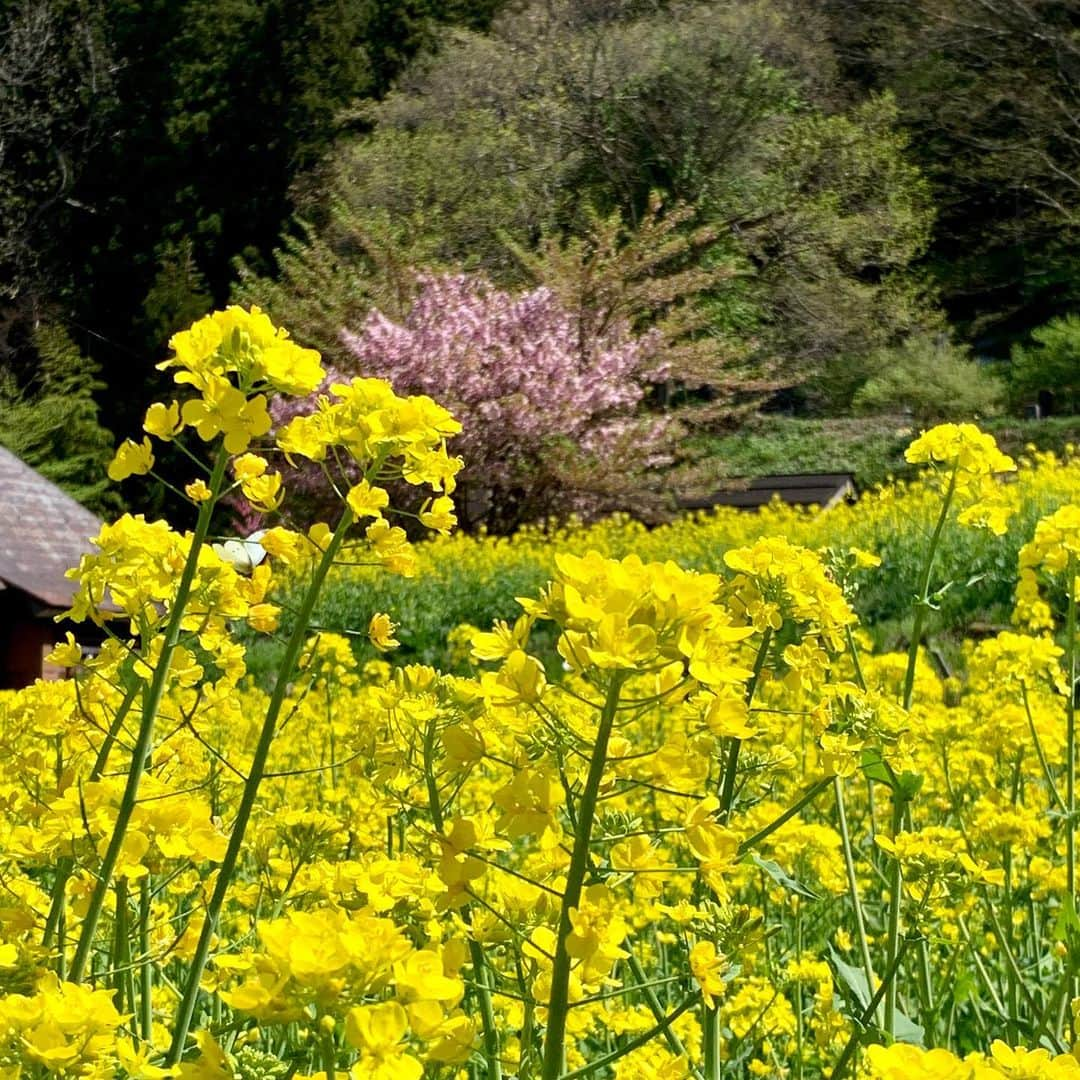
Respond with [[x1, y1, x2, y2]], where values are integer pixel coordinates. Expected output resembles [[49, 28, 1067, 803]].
[[269, 272, 676, 532]]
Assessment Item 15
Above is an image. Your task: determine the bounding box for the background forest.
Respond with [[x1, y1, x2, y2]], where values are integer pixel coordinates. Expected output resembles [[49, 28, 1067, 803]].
[[3, 0, 1080, 523]]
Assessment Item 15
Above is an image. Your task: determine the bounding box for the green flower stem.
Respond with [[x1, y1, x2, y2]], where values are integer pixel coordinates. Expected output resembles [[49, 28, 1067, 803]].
[[469, 941, 503, 1080], [561, 992, 700, 1080], [1034, 953, 1078, 1049], [1065, 559, 1077, 902], [737, 777, 833, 856], [833, 776, 879, 1025], [320, 1027, 336, 1080], [902, 464, 958, 712], [718, 627, 773, 814], [541, 672, 627, 1080], [44, 679, 141, 950], [795, 903, 804, 1080], [167, 506, 354, 1064], [831, 929, 916, 1080], [917, 935, 935, 1045], [112, 878, 130, 1011], [624, 953, 700, 1077], [1021, 682, 1066, 812], [71, 448, 230, 983], [138, 876, 153, 1041], [957, 916, 1007, 1017], [422, 717, 502, 1080], [702, 1000, 721, 1080], [845, 625, 867, 693], [883, 793, 906, 1039]]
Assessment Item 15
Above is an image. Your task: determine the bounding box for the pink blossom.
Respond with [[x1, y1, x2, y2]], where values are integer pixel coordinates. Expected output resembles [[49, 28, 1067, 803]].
[[274, 272, 675, 530]]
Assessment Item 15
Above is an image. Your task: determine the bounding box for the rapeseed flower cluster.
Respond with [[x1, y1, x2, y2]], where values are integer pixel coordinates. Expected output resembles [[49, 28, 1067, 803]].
[[2, 309, 1080, 1079]]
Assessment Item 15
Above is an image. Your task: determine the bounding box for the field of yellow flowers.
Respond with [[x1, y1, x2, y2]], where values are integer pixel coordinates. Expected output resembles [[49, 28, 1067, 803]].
[[3, 308, 1080, 1080]]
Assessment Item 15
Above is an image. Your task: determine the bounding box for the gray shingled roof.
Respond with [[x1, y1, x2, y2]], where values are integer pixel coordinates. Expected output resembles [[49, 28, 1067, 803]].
[[0, 445, 103, 609]]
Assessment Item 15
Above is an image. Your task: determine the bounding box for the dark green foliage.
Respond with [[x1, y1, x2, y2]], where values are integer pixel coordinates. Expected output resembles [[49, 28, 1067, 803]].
[[0, 0, 114, 300], [243, 0, 937, 396], [1009, 316, 1080, 414], [680, 417, 917, 492], [852, 335, 1004, 422], [679, 414, 1080, 493], [812, 0, 1080, 350], [0, 323, 118, 513], [0, 0, 508, 456]]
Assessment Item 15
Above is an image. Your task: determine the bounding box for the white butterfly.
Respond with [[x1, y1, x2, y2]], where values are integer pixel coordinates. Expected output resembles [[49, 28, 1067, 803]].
[[211, 530, 268, 575]]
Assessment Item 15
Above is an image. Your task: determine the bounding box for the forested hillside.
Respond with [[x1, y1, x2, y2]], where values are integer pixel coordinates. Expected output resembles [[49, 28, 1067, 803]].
[[3, 0, 1080, 518]]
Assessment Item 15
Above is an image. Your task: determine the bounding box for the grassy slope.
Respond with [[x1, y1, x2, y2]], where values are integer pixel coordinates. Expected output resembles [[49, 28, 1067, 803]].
[[677, 414, 1080, 492]]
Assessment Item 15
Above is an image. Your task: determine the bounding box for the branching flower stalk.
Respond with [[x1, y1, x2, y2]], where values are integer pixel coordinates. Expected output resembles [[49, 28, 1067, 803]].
[[902, 462, 958, 713], [541, 672, 627, 1080], [70, 448, 229, 982], [1065, 556, 1077, 901], [167, 504, 355, 1062], [421, 718, 502, 1080]]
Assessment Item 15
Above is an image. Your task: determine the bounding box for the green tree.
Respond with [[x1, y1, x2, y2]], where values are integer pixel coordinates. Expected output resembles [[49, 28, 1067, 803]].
[[813, 0, 1080, 349], [0, 323, 118, 513], [852, 334, 1004, 422], [1, 0, 506, 517], [245, 0, 937, 399], [1010, 316, 1080, 414], [0, 0, 113, 301]]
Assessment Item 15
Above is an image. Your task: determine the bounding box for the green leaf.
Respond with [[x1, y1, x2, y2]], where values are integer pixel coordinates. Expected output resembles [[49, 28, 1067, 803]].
[[1054, 892, 1080, 942], [751, 854, 818, 900], [896, 771, 924, 801], [829, 946, 872, 1012], [828, 947, 924, 1047], [893, 1008, 926, 1047], [860, 749, 894, 788]]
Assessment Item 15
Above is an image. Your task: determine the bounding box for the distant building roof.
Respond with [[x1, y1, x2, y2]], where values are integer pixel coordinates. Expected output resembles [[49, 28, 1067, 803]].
[[678, 472, 857, 513], [0, 446, 102, 610]]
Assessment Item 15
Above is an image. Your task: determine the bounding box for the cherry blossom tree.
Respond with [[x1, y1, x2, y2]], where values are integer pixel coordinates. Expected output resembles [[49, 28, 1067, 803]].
[[270, 272, 677, 531]]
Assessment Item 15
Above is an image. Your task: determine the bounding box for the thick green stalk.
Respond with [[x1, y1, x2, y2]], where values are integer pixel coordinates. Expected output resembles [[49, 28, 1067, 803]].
[[138, 876, 153, 1041], [112, 879, 130, 1011], [833, 777, 878, 1024], [469, 941, 503, 1080], [541, 673, 626, 1080], [702, 1002, 721, 1080], [320, 1028, 336, 1080], [422, 718, 502, 1080], [167, 507, 354, 1064], [718, 627, 772, 815], [71, 449, 229, 983], [883, 794, 906, 1038], [1065, 560, 1077, 902], [901, 465, 957, 712], [44, 680, 141, 949]]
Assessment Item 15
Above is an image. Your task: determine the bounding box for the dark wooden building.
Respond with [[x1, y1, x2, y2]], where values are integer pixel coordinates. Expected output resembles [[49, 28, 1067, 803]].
[[0, 446, 103, 689], [677, 473, 858, 513]]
